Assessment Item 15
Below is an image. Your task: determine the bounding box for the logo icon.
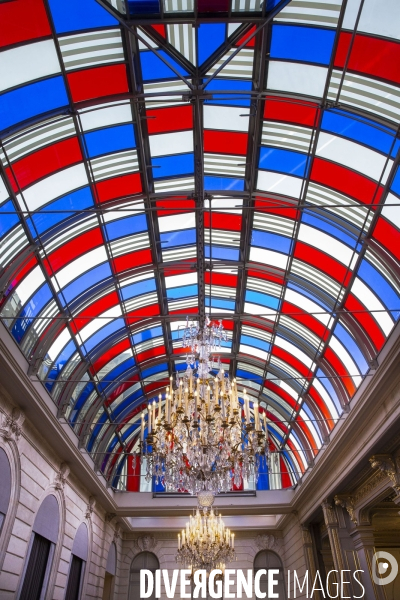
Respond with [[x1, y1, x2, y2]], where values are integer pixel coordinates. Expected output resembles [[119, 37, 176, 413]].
[[372, 551, 398, 586]]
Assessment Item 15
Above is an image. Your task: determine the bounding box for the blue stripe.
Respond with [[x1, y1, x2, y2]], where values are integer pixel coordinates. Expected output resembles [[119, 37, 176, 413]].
[[84, 124, 136, 158], [48, 0, 117, 33], [32, 187, 93, 235], [152, 153, 194, 178], [167, 285, 198, 299], [198, 23, 226, 64], [205, 245, 240, 261], [0, 201, 18, 237], [106, 214, 148, 240], [245, 290, 280, 309], [204, 176, 245, 191], [61, 263, 112, 303], [0, 77, 68, 132], [270, 24, 335, 66], [241, 334, 271, 353], [259, 146, 309, 177], [141, 50, 188, 81], [132, 326, 163, 345], [122, 278, 157, 300], [322, 109, 399, 156], [252, 229, 292, 253]]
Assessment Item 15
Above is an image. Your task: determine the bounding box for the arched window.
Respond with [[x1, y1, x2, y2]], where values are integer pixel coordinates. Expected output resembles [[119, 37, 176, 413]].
[[254, 550, 286, 599], [65, 522, 88, 600], [19, 494, 60, 600], [0, 448, 11, 537], [129, 552, 159, 600], [102, 542, 117, 600]]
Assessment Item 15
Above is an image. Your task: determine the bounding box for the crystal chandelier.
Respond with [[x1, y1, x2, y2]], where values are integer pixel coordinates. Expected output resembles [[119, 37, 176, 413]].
[[139, 317, 270, 495], [176, 490, 236, 572]]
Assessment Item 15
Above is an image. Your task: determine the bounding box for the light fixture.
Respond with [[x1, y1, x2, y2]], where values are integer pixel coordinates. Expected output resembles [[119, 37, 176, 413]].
[[176, 491, 236, 573], [139, 317, 270, 495]]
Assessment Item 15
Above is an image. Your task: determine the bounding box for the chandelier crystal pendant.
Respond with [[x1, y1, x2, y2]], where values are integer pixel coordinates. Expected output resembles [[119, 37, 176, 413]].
[[140, 317, 270, 495], [176, 491, 236, 573]]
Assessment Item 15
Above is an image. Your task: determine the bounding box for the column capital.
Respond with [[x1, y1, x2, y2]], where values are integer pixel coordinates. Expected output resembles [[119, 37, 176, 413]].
[[334, 494, 357, 525], [370, 453, 400, 495]]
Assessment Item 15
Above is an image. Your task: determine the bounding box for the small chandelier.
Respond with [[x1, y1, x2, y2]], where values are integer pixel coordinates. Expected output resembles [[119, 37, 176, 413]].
[[176, 490, 236, 572], [139, 317, 270, 495]]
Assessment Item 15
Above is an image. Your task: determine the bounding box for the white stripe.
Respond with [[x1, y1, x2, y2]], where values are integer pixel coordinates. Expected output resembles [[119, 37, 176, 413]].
[[20, 164, 88, 211], [0, 39, 60, 93], [268, 61, 328, 98], [298, 223, 357, 267], [52, 246, 108, 290], [351, 278, 394, 336], [316, 132, 392, 184]]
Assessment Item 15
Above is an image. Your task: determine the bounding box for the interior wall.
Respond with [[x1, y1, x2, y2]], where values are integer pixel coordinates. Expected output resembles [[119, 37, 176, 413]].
[[118, 534, 288, 600], [0, 387, 122, 600]]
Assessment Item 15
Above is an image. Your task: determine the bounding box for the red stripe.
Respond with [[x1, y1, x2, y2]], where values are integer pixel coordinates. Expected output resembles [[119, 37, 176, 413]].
[[204, 211, 242, 231], [264, 96, 319, 127], [67, 64, 129, 103], [294, 416, 318, 455], [113, 248, 152, 274], [272, 345, 311, 378], [335, 32, 400, 86], [156, 198, 195, 216], [282, 300, 329, 341], [264, 380, 297, 410], [146, 105, 193, 134], [71, 291, 119, 334], [255, 196, 298, 220], [151, 24, 166, 38], [6, 137, 82, 191], [204, 272, 237, 287], [198, 0, 229, 10], [324, 347, 356, 397], [95, 173, 142, 203], [286, 438, 305, 473], [91, 338, 131, 375], [204, 129, 248, 155], [294, 241, 351, 285], [105, 378, 140, 406], [372, 217, 400, 261], [234, 26, 256, 48], [126, 303, 160, 325], [0, 0, 51, 48], [44, 228, 103, 274], [308, 386, 334, 428], [247, 269, 284, 285], [311, 157, 383, 205], [136, 346, 166, 364], [345, 293, 385, 351], [280, 456, 292, 488], [6, 256, 38, 298]]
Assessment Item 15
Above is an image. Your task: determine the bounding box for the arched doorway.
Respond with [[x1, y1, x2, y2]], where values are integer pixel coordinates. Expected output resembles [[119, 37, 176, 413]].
[[129, 551, 159, 600], [254, 550, 287, 599]]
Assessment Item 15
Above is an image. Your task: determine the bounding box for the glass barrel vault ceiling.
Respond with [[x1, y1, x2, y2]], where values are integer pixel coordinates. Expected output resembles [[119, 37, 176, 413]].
[[0, 0, 399, 491]]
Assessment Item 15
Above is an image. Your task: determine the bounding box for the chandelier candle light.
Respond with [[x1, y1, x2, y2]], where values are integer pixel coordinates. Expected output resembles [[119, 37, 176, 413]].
[[139, 317, 270, 495], [176, 491, 236, 573]]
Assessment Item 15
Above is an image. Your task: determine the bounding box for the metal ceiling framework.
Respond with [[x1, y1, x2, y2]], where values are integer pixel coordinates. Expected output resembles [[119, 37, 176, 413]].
[[0, 0, 400, 492]]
